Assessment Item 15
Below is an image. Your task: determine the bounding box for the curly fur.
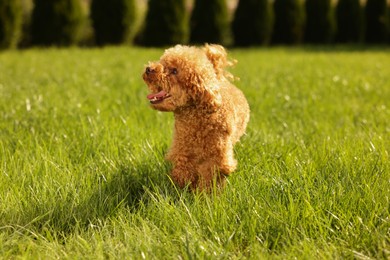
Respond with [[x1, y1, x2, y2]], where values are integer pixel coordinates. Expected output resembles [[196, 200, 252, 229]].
[[143, 44, 250, 191]]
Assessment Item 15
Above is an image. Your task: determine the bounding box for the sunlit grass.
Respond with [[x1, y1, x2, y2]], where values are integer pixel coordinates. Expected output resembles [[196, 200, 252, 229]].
[[0, 46, 389, 258]]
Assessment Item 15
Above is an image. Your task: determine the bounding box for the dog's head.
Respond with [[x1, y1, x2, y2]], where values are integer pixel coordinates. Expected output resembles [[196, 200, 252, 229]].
[[142, 44, 235, 113]]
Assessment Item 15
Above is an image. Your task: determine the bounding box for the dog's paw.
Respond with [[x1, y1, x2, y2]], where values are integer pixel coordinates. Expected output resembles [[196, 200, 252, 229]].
[[170, 168, 195, 189]]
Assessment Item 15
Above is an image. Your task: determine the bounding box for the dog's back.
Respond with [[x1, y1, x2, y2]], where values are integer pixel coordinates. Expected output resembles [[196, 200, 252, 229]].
[[220, 82, 250, 144]]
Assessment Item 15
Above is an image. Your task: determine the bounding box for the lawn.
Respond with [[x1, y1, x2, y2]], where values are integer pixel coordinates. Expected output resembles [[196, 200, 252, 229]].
[[0, 46, 389, 259]]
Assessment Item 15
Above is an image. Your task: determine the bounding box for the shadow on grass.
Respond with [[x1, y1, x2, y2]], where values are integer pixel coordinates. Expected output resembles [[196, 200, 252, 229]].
[[65, 161, 171, 232], [77, 162, 164, 214], [2, 159, 172, 239]]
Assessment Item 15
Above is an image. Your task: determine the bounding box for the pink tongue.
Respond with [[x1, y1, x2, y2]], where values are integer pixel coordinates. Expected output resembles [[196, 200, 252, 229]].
[[147, 90, 167, 100]]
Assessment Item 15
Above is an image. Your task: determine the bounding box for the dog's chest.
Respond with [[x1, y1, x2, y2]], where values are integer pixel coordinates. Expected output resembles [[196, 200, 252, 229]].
[[173, 113, 228, 144]]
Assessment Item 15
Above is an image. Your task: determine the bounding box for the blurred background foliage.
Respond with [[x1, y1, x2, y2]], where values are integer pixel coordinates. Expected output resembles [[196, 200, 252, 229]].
[[0, 0, 389, 49], [142, 0, 188, 46]]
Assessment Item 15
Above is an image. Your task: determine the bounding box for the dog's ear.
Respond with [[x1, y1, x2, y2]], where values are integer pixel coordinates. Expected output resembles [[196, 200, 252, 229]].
[[187, 73, 222, 113], [203, 44, 236, 81], [200, 84, 222, 113]]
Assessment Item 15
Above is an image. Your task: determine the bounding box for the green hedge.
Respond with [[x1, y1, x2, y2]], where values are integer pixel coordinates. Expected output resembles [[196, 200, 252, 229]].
[[272, 0, 304, 45], [91, 0, 137, 46], [232, 0, 273, 46], [31, 0, 84, 46], [365, 0, 388, 43], [304, 0, 334, 44], [0, 0, 23, 49], [190, 0, 230, 45], [142, 0, 188, 46], [335, 0, 363, 43]]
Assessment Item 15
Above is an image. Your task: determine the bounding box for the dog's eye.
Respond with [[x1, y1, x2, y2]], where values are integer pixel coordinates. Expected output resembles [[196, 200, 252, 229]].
[[170, 68, 178, 75]]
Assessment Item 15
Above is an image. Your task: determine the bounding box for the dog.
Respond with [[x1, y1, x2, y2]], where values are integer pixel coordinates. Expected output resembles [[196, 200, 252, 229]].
[[143, 44, 250, 191]]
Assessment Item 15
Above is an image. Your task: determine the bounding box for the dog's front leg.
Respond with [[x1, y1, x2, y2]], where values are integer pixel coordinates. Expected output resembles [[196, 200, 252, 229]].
[[168, 154, 197, 189], [195, 138, 237, 190]]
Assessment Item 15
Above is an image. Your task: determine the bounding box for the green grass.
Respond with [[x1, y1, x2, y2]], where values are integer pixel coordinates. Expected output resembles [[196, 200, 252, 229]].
[[0, 46, 389, 259]]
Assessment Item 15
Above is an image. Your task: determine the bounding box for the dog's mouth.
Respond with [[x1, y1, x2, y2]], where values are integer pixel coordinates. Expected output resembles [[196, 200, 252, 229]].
[[147, 90, 171, 104]]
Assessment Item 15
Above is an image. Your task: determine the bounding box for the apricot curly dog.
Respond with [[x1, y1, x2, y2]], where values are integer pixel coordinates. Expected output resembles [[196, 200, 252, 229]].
[[143, 44, 250, 191]]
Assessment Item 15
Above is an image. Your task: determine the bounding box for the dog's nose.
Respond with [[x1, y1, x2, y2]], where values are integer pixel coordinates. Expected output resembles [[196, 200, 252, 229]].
[[145, 67, 154, 75]]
